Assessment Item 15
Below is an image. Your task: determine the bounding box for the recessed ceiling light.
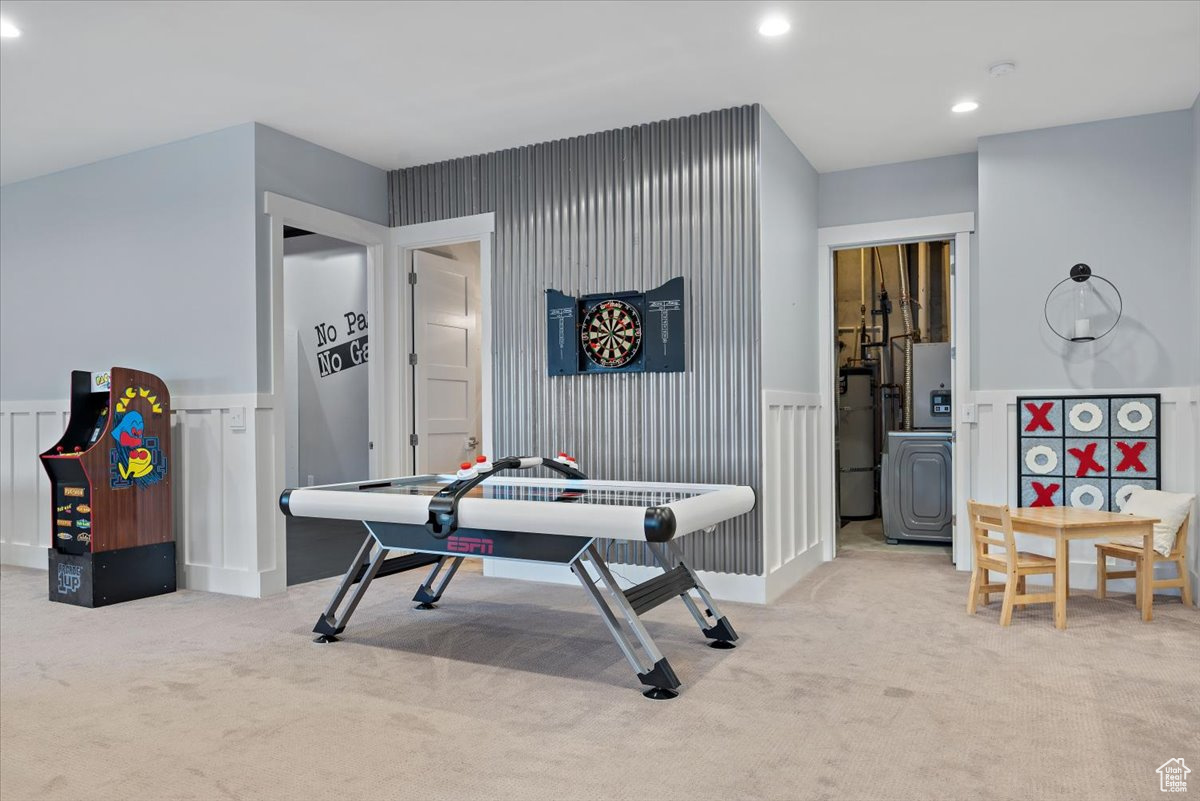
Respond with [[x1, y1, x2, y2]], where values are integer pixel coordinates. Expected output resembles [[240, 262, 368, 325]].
[[758, 15, 791, 37], [951, 101, 979, 114], [0, 18, 20, 39]]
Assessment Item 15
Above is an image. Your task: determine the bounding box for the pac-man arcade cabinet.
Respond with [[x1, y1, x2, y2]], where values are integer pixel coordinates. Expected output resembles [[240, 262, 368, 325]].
[[39, 367, 175, 607]]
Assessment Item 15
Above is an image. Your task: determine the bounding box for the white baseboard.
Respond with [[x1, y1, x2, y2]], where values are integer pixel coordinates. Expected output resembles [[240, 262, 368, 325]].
[[483, 559, 770, 605], [0, 542, 46, 570]]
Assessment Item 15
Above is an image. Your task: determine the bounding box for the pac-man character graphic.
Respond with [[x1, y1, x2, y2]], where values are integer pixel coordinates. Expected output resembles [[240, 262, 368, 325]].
[[119, 448, 155, 480], [112, 411, 145, 448]]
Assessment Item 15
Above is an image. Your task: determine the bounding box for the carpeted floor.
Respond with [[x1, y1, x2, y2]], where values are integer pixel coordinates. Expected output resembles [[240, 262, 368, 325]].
[[1, 551, 1196, 801]]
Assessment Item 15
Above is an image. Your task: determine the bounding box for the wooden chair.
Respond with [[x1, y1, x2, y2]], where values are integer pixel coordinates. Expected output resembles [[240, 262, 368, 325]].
[[966, 501, 1058, 626], [1096, 514, 1194, 609]]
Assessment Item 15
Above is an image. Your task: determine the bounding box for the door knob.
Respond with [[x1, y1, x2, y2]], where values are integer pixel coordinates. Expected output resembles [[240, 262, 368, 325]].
[[465, 436, 478, 449]]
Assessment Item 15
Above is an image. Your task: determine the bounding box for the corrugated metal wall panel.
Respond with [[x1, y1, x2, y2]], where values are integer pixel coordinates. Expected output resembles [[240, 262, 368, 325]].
[[390, 106, 762, 574]]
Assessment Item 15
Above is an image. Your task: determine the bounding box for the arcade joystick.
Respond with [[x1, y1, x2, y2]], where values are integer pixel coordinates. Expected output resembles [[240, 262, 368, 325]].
[[73, 446, 82, 453], [55, 446, 64, 454]]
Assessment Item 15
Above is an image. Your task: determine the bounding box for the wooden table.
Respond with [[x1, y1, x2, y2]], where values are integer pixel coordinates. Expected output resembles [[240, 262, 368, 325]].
[[1007, 507, 1159, 629]]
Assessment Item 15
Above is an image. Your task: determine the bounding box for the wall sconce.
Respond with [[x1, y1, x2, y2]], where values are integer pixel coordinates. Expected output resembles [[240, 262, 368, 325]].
[[1044, 263, 1122, 343]]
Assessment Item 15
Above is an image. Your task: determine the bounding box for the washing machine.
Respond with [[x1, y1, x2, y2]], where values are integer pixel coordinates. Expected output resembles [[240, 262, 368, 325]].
[[882, 431, 953, 543]]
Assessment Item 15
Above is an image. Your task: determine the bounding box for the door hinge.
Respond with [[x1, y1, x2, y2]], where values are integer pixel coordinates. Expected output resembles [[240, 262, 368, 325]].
[[408, 272, 418, 285], [950, 346, 956, 359], [409, 434, 419, 447], [409, 353, 418, 366], [368, 441, 374, 450]]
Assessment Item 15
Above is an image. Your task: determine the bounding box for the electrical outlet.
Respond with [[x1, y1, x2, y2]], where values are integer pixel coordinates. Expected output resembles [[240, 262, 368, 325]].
[[307, 474, 315, 486]]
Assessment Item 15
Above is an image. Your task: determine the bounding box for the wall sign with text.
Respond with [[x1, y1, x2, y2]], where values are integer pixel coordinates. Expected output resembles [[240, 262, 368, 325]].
[[314, 311, 368, 378]]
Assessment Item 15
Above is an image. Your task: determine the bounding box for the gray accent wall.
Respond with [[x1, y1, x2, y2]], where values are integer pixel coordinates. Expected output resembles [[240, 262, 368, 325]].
[[818, 153, 978, 228], [391, 106, 762, 574], [254, 124, 389, 393], [977, 111, 1194, 390], [759, 107, 820, 393], [0, 124, 258, 400]]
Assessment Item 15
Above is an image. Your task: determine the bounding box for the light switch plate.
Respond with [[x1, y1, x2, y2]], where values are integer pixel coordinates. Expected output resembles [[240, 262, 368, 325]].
[[960, 403, 977, 424], [229, 406, 246, 430]]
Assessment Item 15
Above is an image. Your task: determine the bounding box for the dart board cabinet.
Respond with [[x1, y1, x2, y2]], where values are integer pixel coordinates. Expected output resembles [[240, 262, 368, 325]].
[[39, 367, 175, 607], [546, 277, 686, 376]]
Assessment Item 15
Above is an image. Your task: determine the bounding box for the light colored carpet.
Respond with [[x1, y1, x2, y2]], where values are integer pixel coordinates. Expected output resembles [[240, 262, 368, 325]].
[[1, 552, 1197, 801], [838, 518, 952, 556]]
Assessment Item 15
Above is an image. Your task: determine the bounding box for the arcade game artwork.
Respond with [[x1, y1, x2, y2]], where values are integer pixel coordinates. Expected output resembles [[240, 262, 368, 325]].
[[39, 367, 175, 607], [546, 277, 685, 375]]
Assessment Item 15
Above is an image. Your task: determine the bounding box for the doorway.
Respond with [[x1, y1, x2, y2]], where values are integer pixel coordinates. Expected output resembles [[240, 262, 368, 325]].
[[817, 213, 975, 570], [834, 241, 953, 558], [283, 229, 373, 584], [410, 242, 484, 473]]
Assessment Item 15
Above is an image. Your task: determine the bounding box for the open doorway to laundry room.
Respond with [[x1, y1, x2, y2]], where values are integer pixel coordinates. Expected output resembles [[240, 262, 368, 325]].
[[283, 227, 372, 584], [834, 241, 954, 558]]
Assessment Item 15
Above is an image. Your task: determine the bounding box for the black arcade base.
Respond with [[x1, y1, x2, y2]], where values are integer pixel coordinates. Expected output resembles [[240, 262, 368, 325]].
[[48, 542, 177, 608]]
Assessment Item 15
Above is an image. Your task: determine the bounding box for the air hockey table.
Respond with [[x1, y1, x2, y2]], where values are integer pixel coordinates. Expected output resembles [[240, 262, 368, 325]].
[[279, 455, 755, 699]]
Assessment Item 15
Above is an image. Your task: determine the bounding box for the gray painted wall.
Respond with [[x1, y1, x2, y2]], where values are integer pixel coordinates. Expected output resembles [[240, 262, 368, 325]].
[[818, 152, 978, 228], [759, 107, 820, 393], [391, 106, 762, 574], [1192, 94, 1200, 388], [977, 111, 1194, 390], [0, 124, 257, 400], [283, 235, 369, 487], [253, 124, 389, 392]]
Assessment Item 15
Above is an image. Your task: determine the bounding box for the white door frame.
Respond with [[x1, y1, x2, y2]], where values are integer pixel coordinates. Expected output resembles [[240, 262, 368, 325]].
[[389, 214, 495, 475], [816, 212, 976, 570], [264, 192, 391, 476], [264, 192, 390, 591]]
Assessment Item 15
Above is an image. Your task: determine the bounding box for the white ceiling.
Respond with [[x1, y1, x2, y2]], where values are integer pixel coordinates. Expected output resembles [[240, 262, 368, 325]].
[[1, 0, 1197, 185]]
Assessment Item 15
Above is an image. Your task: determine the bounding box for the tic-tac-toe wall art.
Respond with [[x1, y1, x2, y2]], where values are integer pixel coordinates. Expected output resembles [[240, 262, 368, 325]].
[[1016, 394, 1161, 511]]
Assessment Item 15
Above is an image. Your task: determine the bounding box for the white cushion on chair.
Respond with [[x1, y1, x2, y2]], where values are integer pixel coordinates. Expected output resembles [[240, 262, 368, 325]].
[[1113, 489, 1194, 556]]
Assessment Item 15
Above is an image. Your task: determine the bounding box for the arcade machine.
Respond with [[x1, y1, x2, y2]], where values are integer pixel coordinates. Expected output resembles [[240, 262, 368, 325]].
[[39, 367, 175, 606]]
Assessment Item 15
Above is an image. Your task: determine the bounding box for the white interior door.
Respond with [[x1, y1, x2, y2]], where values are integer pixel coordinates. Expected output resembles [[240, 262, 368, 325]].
[[412, 250, 482, 474]]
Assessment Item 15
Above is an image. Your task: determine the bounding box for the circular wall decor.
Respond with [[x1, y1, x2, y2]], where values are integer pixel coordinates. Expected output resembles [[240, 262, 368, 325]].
[[1116, 400, 1152, 433], [1024, 445, 1058, 475], [1113, 483, 1143, 511], [1068, 401, 1103, 433], [581, 299, 643, 369], [1069, 484, 1105, 510]]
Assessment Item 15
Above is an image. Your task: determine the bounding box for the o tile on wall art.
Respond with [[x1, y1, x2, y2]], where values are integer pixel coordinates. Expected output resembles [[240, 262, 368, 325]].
[[1016, 394, 1160, 511]]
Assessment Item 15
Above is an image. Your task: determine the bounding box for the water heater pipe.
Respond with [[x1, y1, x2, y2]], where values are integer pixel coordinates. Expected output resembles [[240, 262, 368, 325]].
[[897, 244, 914, 430]]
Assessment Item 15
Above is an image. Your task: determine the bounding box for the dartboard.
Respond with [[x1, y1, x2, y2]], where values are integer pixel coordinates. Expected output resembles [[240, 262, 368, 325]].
[[581, 299, 642, 368]]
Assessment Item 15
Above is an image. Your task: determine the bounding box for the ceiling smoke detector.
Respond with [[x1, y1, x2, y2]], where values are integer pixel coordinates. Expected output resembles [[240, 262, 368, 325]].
[[988, 61, 1017, 77]]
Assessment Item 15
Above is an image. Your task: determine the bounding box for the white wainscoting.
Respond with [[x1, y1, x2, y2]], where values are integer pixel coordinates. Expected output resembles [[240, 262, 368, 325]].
[[761, 390, 827, 602], [968, 386, 1200, 596], [0, 395, 282, 597]]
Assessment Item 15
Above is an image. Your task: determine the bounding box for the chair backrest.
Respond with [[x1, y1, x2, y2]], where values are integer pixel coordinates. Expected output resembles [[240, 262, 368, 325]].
[[1169, 513, 1191, 558], [967, 500, 1016, 569]]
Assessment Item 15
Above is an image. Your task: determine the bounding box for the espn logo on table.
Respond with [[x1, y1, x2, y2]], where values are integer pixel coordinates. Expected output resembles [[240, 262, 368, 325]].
[[446, 535, 494, 555]]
